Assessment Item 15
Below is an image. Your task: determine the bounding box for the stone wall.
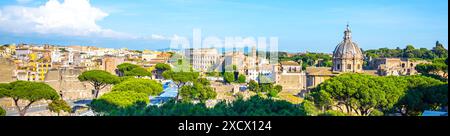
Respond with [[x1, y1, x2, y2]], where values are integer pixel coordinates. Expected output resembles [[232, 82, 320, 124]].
[[0, 66, 112, 111]]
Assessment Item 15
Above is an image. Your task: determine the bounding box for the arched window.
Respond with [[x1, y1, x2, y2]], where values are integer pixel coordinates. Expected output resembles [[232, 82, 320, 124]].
[[402, 63, 406, 68]]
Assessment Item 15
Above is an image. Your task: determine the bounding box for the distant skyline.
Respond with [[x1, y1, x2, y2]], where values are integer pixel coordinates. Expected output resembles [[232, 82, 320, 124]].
[[0, 0, 448, 53]]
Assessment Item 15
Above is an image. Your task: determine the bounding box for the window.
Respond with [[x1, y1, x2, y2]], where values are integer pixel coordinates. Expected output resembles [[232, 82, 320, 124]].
[[347, 64, 352, 70], [357, 64, 361, 70], [337, 64, 341, 70], [402, 63, 406, 68]]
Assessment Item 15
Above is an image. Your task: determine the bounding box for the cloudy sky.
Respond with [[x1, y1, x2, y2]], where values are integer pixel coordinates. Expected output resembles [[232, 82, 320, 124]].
[[0, 0, 448, 53]]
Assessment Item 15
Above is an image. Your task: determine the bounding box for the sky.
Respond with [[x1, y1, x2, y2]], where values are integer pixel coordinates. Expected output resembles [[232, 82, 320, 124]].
[[0, 0, 448, 53]]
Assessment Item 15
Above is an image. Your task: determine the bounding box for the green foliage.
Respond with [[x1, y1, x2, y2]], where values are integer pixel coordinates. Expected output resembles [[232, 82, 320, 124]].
[[369, 109, 384, 116], [309, 73, 447, 116], [247, 80, 281, 98], [48, 99, 72, 116], [78, 70, 120, 86], [112, 78, 163, 96], [309, 90, 333, 112], [364, 43, 447, 61], [248, 80, 259, 92], [8, 81, 60, 102], [117, 63, 152, 77], [300, 100, 319, 116], [318, 110, 348, 116], [179, 82, 217, 103], [0, 107, 5, 116], [124, 67, 152, 77], [0, 87, 9, 98], [3, 81, 60, 116], [155, 63, 171, 71], [237, 74, 246, 83], [196, 78, 211, 86], [205, 71, 220, 77], [117, 63, 139, 73], [416, 58, 448, 81], [100, 96, 306, 116], [223, 72, 235, 84], [432, 41, 448, 58], [91, 91, 149, 113], [162, 70, 199, 87], [78, 70, 120, 98]]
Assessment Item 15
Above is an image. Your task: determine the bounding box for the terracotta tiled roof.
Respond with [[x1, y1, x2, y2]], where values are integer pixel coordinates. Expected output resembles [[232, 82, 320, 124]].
[[306, 67, 335, 76]]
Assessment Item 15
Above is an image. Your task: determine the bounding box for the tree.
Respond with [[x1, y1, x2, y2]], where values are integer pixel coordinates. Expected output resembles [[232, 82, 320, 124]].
[[112, 78, 163, 96], [248, 80, 259, 92], [223, 72, 235, 84], [155, 63, 172, 71], [5, 81, 60, 116], [90, 91, 149, 113], [0, 107, 5, 116], [403, 45, 416, 58], [155, 63, 171, 79], [0, 86, 7, 116], [162, 70, 199, 102], [310, 74, 389, 116], [432, 41, 448, 58], [267, 85, 282, 98], [117, 63, 139, 73], [196, 78, 211, 86], [124, 67, 152, 78], [48, 99, 72, 116], [78, 70, 120, 98], [237, 74, 246, 83], [300, 100, 319, 116], [309, 73, 447, 116], [179, 82, 217, 103], [98, 95, 307, 116], [416, 58, 448, 81]]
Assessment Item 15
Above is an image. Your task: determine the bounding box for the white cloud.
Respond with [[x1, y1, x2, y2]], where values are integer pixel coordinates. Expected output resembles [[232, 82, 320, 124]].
[[0, 0, 133, 39], [150, 34, 169, 40], [148, 34, 183, 41]]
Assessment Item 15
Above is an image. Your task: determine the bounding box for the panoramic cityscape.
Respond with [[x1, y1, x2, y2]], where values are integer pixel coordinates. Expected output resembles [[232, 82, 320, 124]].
[[0, 0, 448, 117]]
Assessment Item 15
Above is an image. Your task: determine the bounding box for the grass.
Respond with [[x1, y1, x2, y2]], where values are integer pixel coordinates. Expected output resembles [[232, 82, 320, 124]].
[[277, 92, 303, 104]]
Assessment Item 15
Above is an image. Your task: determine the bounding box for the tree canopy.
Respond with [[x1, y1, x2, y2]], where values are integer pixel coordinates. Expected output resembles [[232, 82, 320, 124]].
[[364, 43, 447, 60], [308, 73, 447, 116], [112, 78, 163, 96], [237, 74, 246, 83], [90, 91, 149, 113], [48, 99, 72, 116], [162, 70, 199, 88], [155, 63, 172, 71], [2, 81, 60, 116], [95, 96, 306, 116], [124, 67, 152, 77], [117, 63, 139, 73], [416, 58, 448, 81], [179, 78, 217, 103], [223, 72, 235, 84]]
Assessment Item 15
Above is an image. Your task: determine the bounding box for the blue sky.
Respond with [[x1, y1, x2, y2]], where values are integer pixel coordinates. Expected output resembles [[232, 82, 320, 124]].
[[0, 0, 448, 53]]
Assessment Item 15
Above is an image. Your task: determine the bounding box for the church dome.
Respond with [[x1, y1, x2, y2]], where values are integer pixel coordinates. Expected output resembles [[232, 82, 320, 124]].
[[333, 25, 363, 59]]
